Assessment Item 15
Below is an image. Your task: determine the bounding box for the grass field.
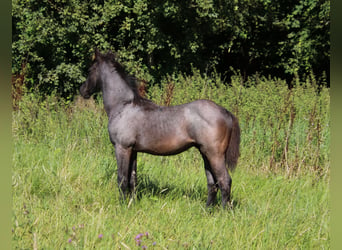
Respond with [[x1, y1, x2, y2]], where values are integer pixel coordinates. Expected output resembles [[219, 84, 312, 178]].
[[12, 74, 329, 249]]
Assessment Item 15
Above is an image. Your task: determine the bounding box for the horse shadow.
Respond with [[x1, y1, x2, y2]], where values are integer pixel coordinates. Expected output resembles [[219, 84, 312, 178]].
[[135, 173, 240, 210], [136, 173, 205, 202], [101, 162, 240, 209]]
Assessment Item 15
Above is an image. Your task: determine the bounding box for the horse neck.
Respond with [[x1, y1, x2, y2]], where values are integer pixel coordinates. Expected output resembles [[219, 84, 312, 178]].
[[100, 66, 134, 117]]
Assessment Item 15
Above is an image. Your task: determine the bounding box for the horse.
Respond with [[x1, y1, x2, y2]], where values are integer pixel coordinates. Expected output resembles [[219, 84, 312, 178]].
[[80, 49, 240, 208]]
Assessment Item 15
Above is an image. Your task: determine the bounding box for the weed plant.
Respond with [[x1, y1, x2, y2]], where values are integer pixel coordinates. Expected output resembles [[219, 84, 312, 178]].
[[12, 73, 329, 248]]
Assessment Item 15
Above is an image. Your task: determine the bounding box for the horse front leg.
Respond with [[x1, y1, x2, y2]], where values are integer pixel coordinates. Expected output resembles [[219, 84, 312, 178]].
[[129, 151, 137, 197], [115, 145, 132, 201]]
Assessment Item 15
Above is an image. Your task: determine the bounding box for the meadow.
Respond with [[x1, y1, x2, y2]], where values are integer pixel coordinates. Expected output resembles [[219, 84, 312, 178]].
[[12, 73, 330, 249]]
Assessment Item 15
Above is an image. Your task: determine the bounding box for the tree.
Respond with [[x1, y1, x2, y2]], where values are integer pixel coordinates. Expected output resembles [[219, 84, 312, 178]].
[[12, 0, 330, 99]]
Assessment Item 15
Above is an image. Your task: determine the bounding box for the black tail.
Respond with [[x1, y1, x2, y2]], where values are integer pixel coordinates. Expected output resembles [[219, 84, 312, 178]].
[[226, 113, 241, 171]]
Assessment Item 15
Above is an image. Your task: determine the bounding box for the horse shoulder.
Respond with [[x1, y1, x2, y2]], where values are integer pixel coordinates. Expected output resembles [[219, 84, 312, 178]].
[[107, 106, 142, 145]]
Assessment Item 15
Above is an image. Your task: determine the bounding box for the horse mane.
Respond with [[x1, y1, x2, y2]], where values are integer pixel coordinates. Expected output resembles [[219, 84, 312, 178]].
[[101, 51, 155, 108]]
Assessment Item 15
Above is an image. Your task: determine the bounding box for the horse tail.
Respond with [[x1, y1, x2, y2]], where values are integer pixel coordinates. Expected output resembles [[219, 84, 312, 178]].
[[226, 113, 241, 172]]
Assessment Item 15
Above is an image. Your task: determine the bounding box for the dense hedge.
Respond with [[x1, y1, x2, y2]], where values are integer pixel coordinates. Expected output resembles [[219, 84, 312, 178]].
[[12, 0, 330, 99]]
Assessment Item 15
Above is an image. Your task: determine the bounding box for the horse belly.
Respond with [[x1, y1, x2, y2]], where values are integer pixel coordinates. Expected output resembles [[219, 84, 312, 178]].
[[134, 134, 194, 156]]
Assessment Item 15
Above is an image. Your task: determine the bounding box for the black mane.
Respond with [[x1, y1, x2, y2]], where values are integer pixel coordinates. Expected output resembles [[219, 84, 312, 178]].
[[101, 51, 155, 108]]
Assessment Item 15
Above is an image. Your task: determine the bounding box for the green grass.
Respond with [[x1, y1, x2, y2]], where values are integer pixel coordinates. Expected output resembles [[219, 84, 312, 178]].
[[12, 76, 329, 249]]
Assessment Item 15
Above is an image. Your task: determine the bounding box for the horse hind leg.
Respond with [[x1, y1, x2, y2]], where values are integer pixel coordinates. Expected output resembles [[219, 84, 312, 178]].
[[202, 154, 218, 207], [205, 169, 218, 207], [220, 172, 232, 209], [207, 155, 232, 209]]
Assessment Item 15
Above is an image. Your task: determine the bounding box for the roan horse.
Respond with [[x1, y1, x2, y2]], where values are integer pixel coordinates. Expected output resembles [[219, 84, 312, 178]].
[[80, 49, 240, 208]]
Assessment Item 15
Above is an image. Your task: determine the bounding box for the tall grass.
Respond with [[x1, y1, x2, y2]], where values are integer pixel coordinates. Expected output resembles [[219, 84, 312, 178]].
[[148, 71, 330, 175], [12, 73, 329, 248]]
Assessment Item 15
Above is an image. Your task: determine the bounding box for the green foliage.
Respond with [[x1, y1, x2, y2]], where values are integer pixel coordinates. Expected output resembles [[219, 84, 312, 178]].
[[12, 0, 330, 99]]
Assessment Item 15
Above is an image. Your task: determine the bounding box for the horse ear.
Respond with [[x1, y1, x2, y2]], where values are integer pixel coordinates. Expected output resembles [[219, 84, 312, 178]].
[[93, 48, 101, 61], [107, 50, 118, 61], [107, 49, 114, 56]]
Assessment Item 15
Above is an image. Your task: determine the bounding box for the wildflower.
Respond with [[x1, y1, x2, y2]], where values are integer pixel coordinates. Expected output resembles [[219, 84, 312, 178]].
[[68, 238, 72, 243], [153, 242, 156, 246], [136, 239, 141, 246], [142, 246, 147, 249], [145, 232, 149, 238], [98, 234, 103, 239], [135, 233, 144, 240]]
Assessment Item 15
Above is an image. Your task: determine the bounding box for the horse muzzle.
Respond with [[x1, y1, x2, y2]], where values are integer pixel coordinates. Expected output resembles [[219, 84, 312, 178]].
[[80, 84, 91, 99]]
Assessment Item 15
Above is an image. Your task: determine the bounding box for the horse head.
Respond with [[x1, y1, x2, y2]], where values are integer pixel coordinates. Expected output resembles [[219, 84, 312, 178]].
[[80, 48, 117, 99]]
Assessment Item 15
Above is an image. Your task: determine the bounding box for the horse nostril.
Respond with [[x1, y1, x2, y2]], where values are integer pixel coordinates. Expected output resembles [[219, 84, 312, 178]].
[[81, 90, 90, 99]]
